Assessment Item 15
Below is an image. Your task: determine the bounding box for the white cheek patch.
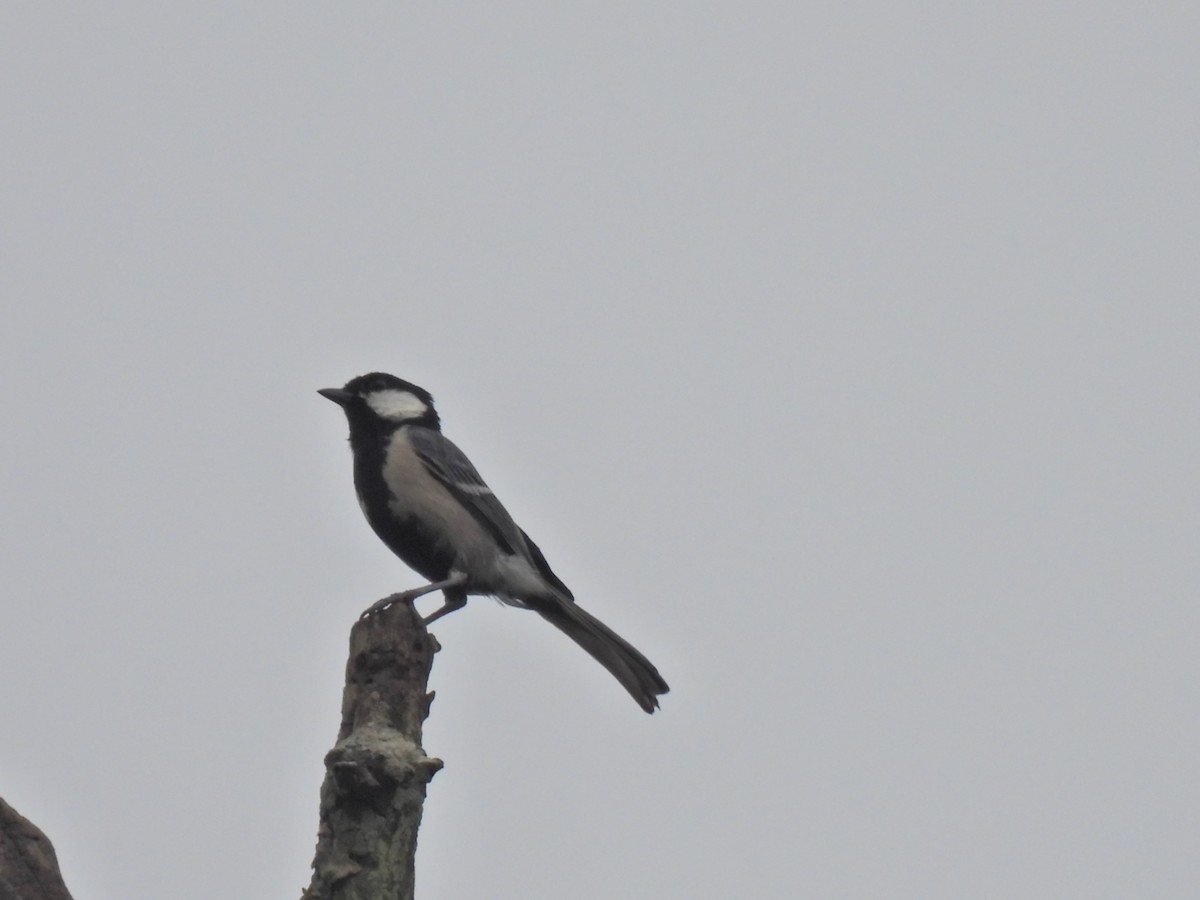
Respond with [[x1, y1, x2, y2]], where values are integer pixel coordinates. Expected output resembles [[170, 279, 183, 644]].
[[365, 389, 429, 422]]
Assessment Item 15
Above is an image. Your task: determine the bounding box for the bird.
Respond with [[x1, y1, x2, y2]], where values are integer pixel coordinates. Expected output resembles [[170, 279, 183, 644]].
[[319, 372, 669, 713]]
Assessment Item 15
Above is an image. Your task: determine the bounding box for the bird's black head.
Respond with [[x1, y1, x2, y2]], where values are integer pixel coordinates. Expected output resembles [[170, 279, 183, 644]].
[[318, 372, 441, 431]]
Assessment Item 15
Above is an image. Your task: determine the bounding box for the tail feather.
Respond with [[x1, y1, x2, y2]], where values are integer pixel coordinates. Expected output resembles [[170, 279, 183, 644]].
[[533, 599, 669, 713]]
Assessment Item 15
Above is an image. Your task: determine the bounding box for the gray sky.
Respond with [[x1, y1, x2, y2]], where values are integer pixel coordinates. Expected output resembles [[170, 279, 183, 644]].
[[2, 4, 1197, 898]]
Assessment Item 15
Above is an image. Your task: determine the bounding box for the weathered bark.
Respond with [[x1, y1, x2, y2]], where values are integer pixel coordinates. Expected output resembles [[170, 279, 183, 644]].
[[302, 600, 442, 900], [0, 798, 74, 900]]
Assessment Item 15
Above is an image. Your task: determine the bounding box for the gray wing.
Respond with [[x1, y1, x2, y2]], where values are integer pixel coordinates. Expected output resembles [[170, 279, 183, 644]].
[[408, 427, 529, 558]]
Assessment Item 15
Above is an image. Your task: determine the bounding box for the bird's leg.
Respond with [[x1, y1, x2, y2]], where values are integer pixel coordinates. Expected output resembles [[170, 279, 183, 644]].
[[360, 571, 468, 619], [420, 587, 468, 626]]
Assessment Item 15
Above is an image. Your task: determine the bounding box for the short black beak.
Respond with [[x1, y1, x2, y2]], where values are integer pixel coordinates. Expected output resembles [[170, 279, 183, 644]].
[[318, 387, 353, 406]]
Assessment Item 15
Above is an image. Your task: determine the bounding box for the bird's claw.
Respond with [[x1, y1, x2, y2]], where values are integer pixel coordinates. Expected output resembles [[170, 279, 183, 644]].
[[359, 592, 412, 619]]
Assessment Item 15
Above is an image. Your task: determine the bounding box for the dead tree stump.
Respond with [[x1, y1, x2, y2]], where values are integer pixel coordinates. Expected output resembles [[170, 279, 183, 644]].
[[302, 600, 442, 900], [0, 797, 74, 900]]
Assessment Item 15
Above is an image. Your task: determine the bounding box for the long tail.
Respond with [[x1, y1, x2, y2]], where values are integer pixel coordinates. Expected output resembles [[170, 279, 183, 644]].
[[532, 599, 669, 713]]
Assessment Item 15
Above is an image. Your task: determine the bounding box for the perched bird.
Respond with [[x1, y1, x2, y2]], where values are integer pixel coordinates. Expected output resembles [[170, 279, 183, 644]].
[[319, 372, 669, 713]]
